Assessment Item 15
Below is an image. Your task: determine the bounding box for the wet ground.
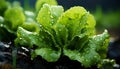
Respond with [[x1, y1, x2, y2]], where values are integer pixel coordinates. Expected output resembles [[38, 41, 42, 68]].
[[0, 39, 120, 69]]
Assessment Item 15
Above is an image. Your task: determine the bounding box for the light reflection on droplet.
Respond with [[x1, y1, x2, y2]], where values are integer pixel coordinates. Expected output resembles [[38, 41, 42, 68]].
[[50, 16, 53, 19], [0, 24, 3, 27]]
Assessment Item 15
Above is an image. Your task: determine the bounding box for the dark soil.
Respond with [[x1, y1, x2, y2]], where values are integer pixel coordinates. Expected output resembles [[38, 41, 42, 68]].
[[0, 39, 120, 69], [0, 41, 95, 69]]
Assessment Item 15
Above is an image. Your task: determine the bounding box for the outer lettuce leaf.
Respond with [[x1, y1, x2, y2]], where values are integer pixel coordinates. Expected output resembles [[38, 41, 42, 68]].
[[64, 30, 109, 67], [15, 26, 56, 48], [35, 48, 61, 62], [0, 0, 9, 16], [15, 27, 41, 47], [21, 22, 40, 33], [4, 6, 25, 33], [15, 27, 61, 62], [35, 0, 57, 12], [15, 4, 64, 62]]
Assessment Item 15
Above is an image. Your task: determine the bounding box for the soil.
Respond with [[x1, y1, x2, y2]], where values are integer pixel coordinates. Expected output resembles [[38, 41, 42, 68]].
[[0, 39, 120, 69]]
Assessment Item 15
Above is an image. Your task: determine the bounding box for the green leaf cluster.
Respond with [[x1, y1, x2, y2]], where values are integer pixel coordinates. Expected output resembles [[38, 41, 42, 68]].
[[35, 0, 57, 13], [94, 7, 120, 31], [0, 0, 110, 68], [15, 3, 109, 67], [4, 7, 25, 33], [0, 1, 36, 41], [0, 0, 10, 16], [0, 1, 25, 34]]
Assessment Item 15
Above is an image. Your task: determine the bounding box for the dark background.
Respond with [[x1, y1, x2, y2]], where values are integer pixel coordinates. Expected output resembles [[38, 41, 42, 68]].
[[8, 0, 120, 11]]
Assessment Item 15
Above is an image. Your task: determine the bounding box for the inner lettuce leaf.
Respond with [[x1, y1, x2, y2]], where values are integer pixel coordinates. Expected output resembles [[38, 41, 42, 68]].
[[15, 4, 109, 67], [54, 7, 96, 46], [36, 4, 64, 33], [35, 0, 57, 12]]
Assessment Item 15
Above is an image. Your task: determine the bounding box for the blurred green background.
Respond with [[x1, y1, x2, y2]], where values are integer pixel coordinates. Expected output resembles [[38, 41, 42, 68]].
[[6, 0, 120, 37]]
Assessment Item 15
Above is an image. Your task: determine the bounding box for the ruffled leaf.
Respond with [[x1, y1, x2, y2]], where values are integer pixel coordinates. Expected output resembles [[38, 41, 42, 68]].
[[4, 6, 25, 33], [36, 4, 63, 31], [35, 48, 61, 62], [64, 30, 109, 67], [35, 0, 57, 12]]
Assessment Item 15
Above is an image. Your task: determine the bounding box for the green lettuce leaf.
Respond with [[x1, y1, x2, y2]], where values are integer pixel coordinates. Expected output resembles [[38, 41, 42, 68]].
[[21, 22, 40, 33], [4, 6, 25, 33], [15, 27, 41, 47], [36, 4, 63, 31], [15, 4, 64, 62], [56, 7, 95, 42], [35, 48, 61, 62], [15, 26, 61, 61], [0, 0, 9, 16], [15, 4, 110, 67], [35, 0, 57, 12], [64, 30, 109, 67]]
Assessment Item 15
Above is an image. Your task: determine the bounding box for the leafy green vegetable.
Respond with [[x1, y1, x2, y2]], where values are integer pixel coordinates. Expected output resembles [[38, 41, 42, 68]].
[[98, 59, 115, 69], [64, 30, 109, 67], [0, 0, 111, 68], [35, 48, 61, 62], [35, 0, 57, 12], [0, 1, 26, 41], [15, 27, 41, 47], [37, 4, 64, 31], [15, 4, 109, 67], [94, 7, 120, 31], [4, 6, 25, 33], [15, 4, 64, 61], [0, 0, 9, 16]]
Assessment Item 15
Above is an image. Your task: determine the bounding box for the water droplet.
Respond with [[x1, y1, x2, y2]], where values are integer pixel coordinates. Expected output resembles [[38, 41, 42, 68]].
[[19, 38, 22, 40], [50, 16, 53, 19], [59, 29, 61, 31], [48, 12, 50, 15], [0, 24, 3, 27], [51, 21, 54, 24]]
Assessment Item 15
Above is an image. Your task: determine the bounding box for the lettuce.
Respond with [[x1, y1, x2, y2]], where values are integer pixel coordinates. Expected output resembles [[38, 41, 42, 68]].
[[35, 0, 57, 12], [4, 5, 25, 33], [64, 30, 109, 67], [15, 4, 109, 67], [0, 0, 9, 16], [15, 4, 63, 62]]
